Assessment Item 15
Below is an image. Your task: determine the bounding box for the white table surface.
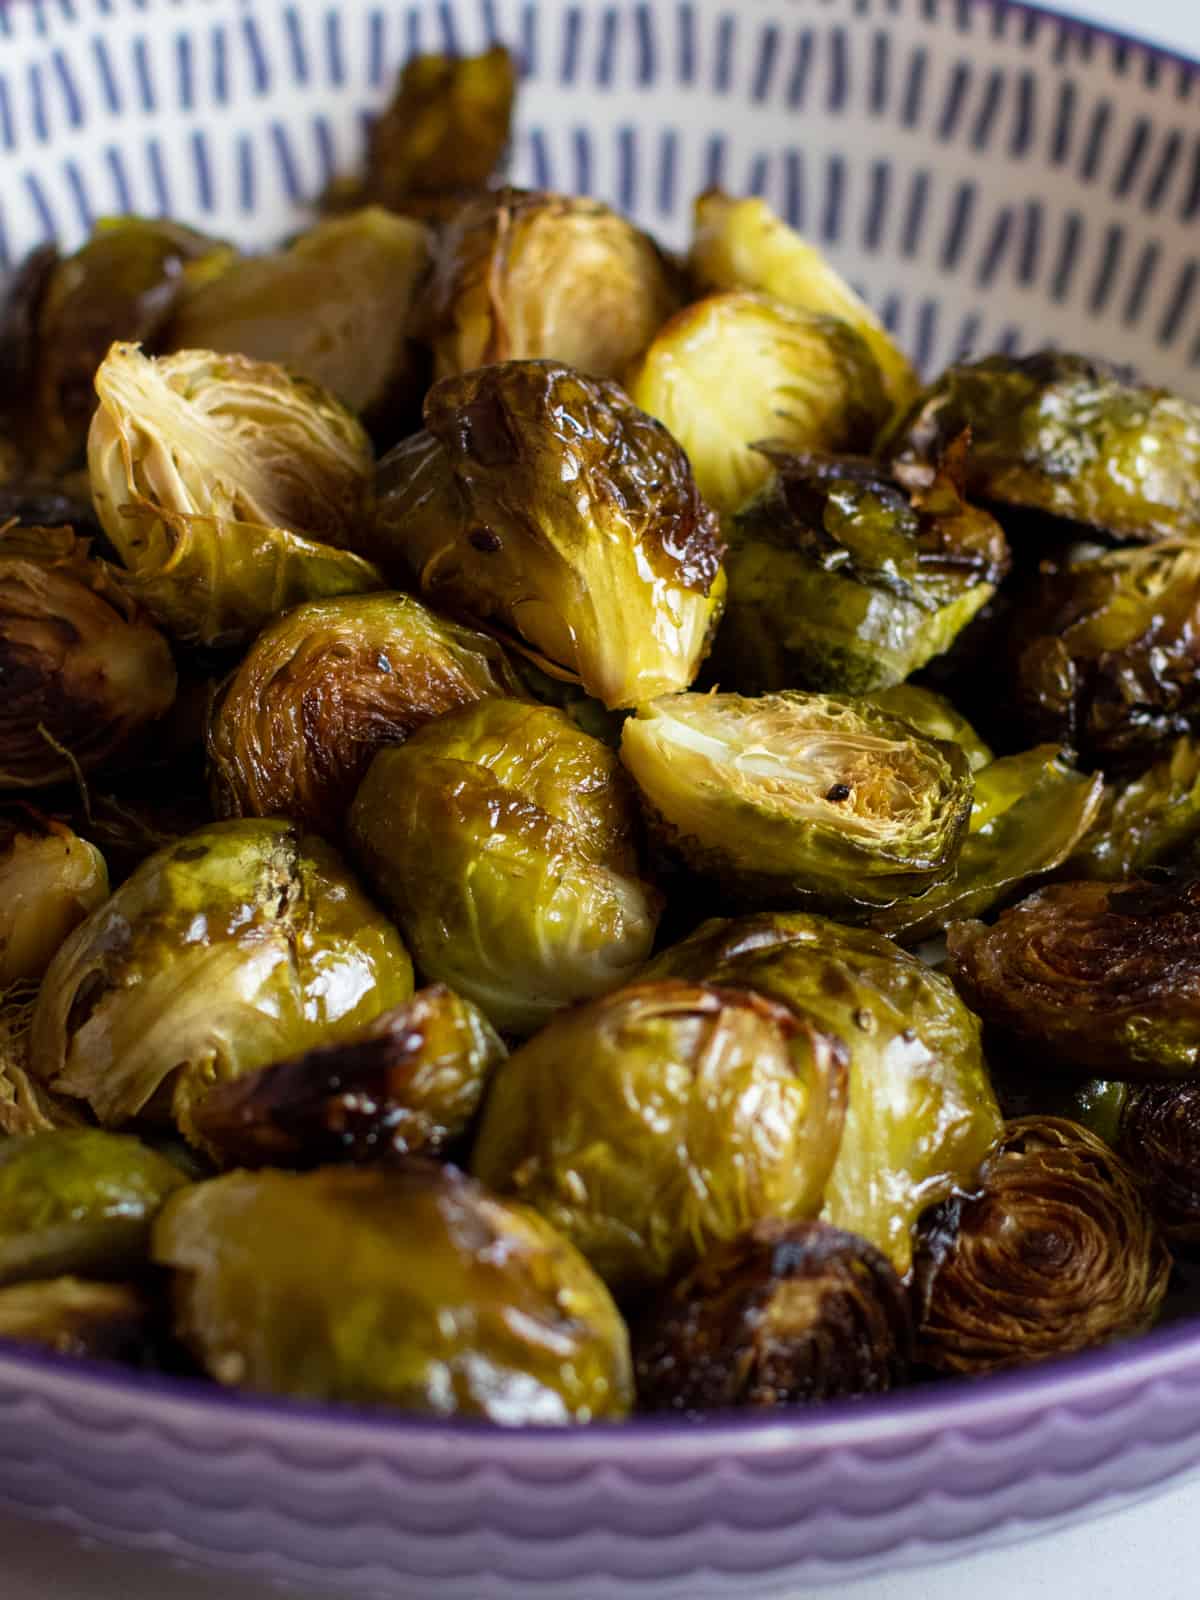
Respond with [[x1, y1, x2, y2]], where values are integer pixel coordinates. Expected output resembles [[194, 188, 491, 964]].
[[5, 0, 1199, 1595]]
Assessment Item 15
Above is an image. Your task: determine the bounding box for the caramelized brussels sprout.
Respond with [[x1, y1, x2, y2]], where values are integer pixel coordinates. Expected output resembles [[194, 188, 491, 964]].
[[0, 818, 108, 986], [644, 913, 1001, 1274], [30, 819, 414, 1130], [166, 209, 432, 425], [154, 1162, 632, 1421], [872, 746, 1104, 943], [0, 984, 87, 1137], [87, 343, 382, 648], [690, 190, 918, 411], [619, 691, 973, 913], [886, 351, 1200, 544], [1008, 538, 1200, 767], [713, 447, 1008, 694], [914, 1117, 1170, 1374], [188, 985, 505, 1168], [634, 1219, 911, 1411], [1068, 737, 1200, 880], [472, 980, 848, 1293], [207, 591, 523, 830], [372, 361, 725, 709], [0, 1277, 155, 1363], [0, 1129, 187, 1285], [429, 189, 681, 381], [948, 877, 1200, 1078], [864, 684, 994, 772], [0, 524, 177, 788], [348, 699, 660, 1035], [627, 292, 889, 517], [1117, 1083, 1200, 1244]]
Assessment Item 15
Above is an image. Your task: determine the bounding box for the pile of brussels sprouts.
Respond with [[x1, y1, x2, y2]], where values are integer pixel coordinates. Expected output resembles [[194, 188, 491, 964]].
[[2, 45, 1200, 1425]]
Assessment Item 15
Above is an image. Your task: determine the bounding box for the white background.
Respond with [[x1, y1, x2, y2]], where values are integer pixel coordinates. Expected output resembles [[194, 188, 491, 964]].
[[5, 0, 1200, 1596]]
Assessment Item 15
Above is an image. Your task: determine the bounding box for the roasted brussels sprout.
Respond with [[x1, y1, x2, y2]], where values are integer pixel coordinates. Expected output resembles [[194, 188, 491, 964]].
[[886, 351, 1200, 544], [690, 190, 918, 411], [207, 591, 522, 830], [87, 343, 382, 648], [429, 189, 682, 381], [1008, 538, 1200, 767], [0, 524, 177, 788], [914, 1117, 1170, 1374], [948, 877, 1200, 1078], [1068, 737, 1200, 880], [872, 746, 1104, 944], [188, 985, 505, 1168], [472, 980, 848, 1293], [166, 209, 432, 426], [30, 819, 414, 1130], [0, 984, 86, 1137], [627, 292, 888, 518], [643, 913, 1001, 1274], [0, 1277, 155, 1364], [864, 684, 994, 772], [1117, 1083, 1200, 1244], [349, 698, 660, 1035], [713, 447, 1009, 694], [372, 361, 725, 710], [0, 1129, 187, 1285], [0, 818, 108, 986], [634, 1219, 911, 1412], [619, 691, 973, 913], [154, 1162, 632, 1421]]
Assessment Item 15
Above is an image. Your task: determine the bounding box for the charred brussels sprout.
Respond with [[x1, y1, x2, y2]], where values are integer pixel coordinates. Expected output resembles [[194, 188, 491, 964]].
[[1068, 737, 1200, 880], [914, 1117, 1170, 1374], [0, 1129, 187, 1285], [87, 343, 383, 648], [153, 1162, 632, 1421], [207, 591, 522, 831], [948, 877, 1200, 1078], [0, 818, 108, 986], [0, 1277, 155, 1363], [30, 819, 414, 1131], [188, 985, 505, 1169], [644, 913, 1001, 1274], [886, 351, 1200, 544], [429, 189, 682, 381], [472, 980, 848, 1293], [713, 448, 1009, 694], [1117, 1083, 1200, 1244], [634, 1219, 911, 1412], [689, 190, 918, 411], [372, 361, 725, 709], [872, 746, 1104, 944], [864, 684, 994, 772], [627, 292, 889, 517], [0, 525, 177, 788], [349, 698, 660, 1035], [619, 691, 973, 913]]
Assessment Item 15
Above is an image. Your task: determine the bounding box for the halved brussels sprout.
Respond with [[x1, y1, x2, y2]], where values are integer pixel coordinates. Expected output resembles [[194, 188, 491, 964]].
[[188, 985, 505, 1168], [371, 360, 725, 709], [1068, 737, 1200, 880], [429, 189, 682, 381], [948, 877, 1200, 1078], [0, 818, 108, 985], [166, 209, 433, 425], [87, 343, 382, 648], [207, 591, 523, 831], [348, 698, 660, 1036], [472, 980, 848, 1293], [1008, 538, 1200, 767], [633, 1218, 911, 1412], [690, 190, 918, 411], [886, 351, 1200, 544], [914, 1117, 1170, 1374], [872, 746, 1104, 944], [154, 1162, 633, 1422], [0, 1277, 155, 1364], [643, 912, 1001, 1274], [713, 447, 1009, 693], [0, 1129, 187, 1285], [626, 292, 889, 516], [0, 524, 177, 788], [619, 691, 973, 913], [30, 819, 414, 1130], [864, 684, 994, 772], [1117, 1082, 1200, 1244]]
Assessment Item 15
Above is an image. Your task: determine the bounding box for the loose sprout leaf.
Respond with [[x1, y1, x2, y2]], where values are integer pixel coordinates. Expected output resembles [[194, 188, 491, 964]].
[[1068, 736, 1200, 881]]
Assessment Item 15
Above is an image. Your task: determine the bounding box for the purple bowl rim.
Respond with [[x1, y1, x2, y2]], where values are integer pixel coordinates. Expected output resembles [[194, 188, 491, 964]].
[[1, 0, 1198, 1464]]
